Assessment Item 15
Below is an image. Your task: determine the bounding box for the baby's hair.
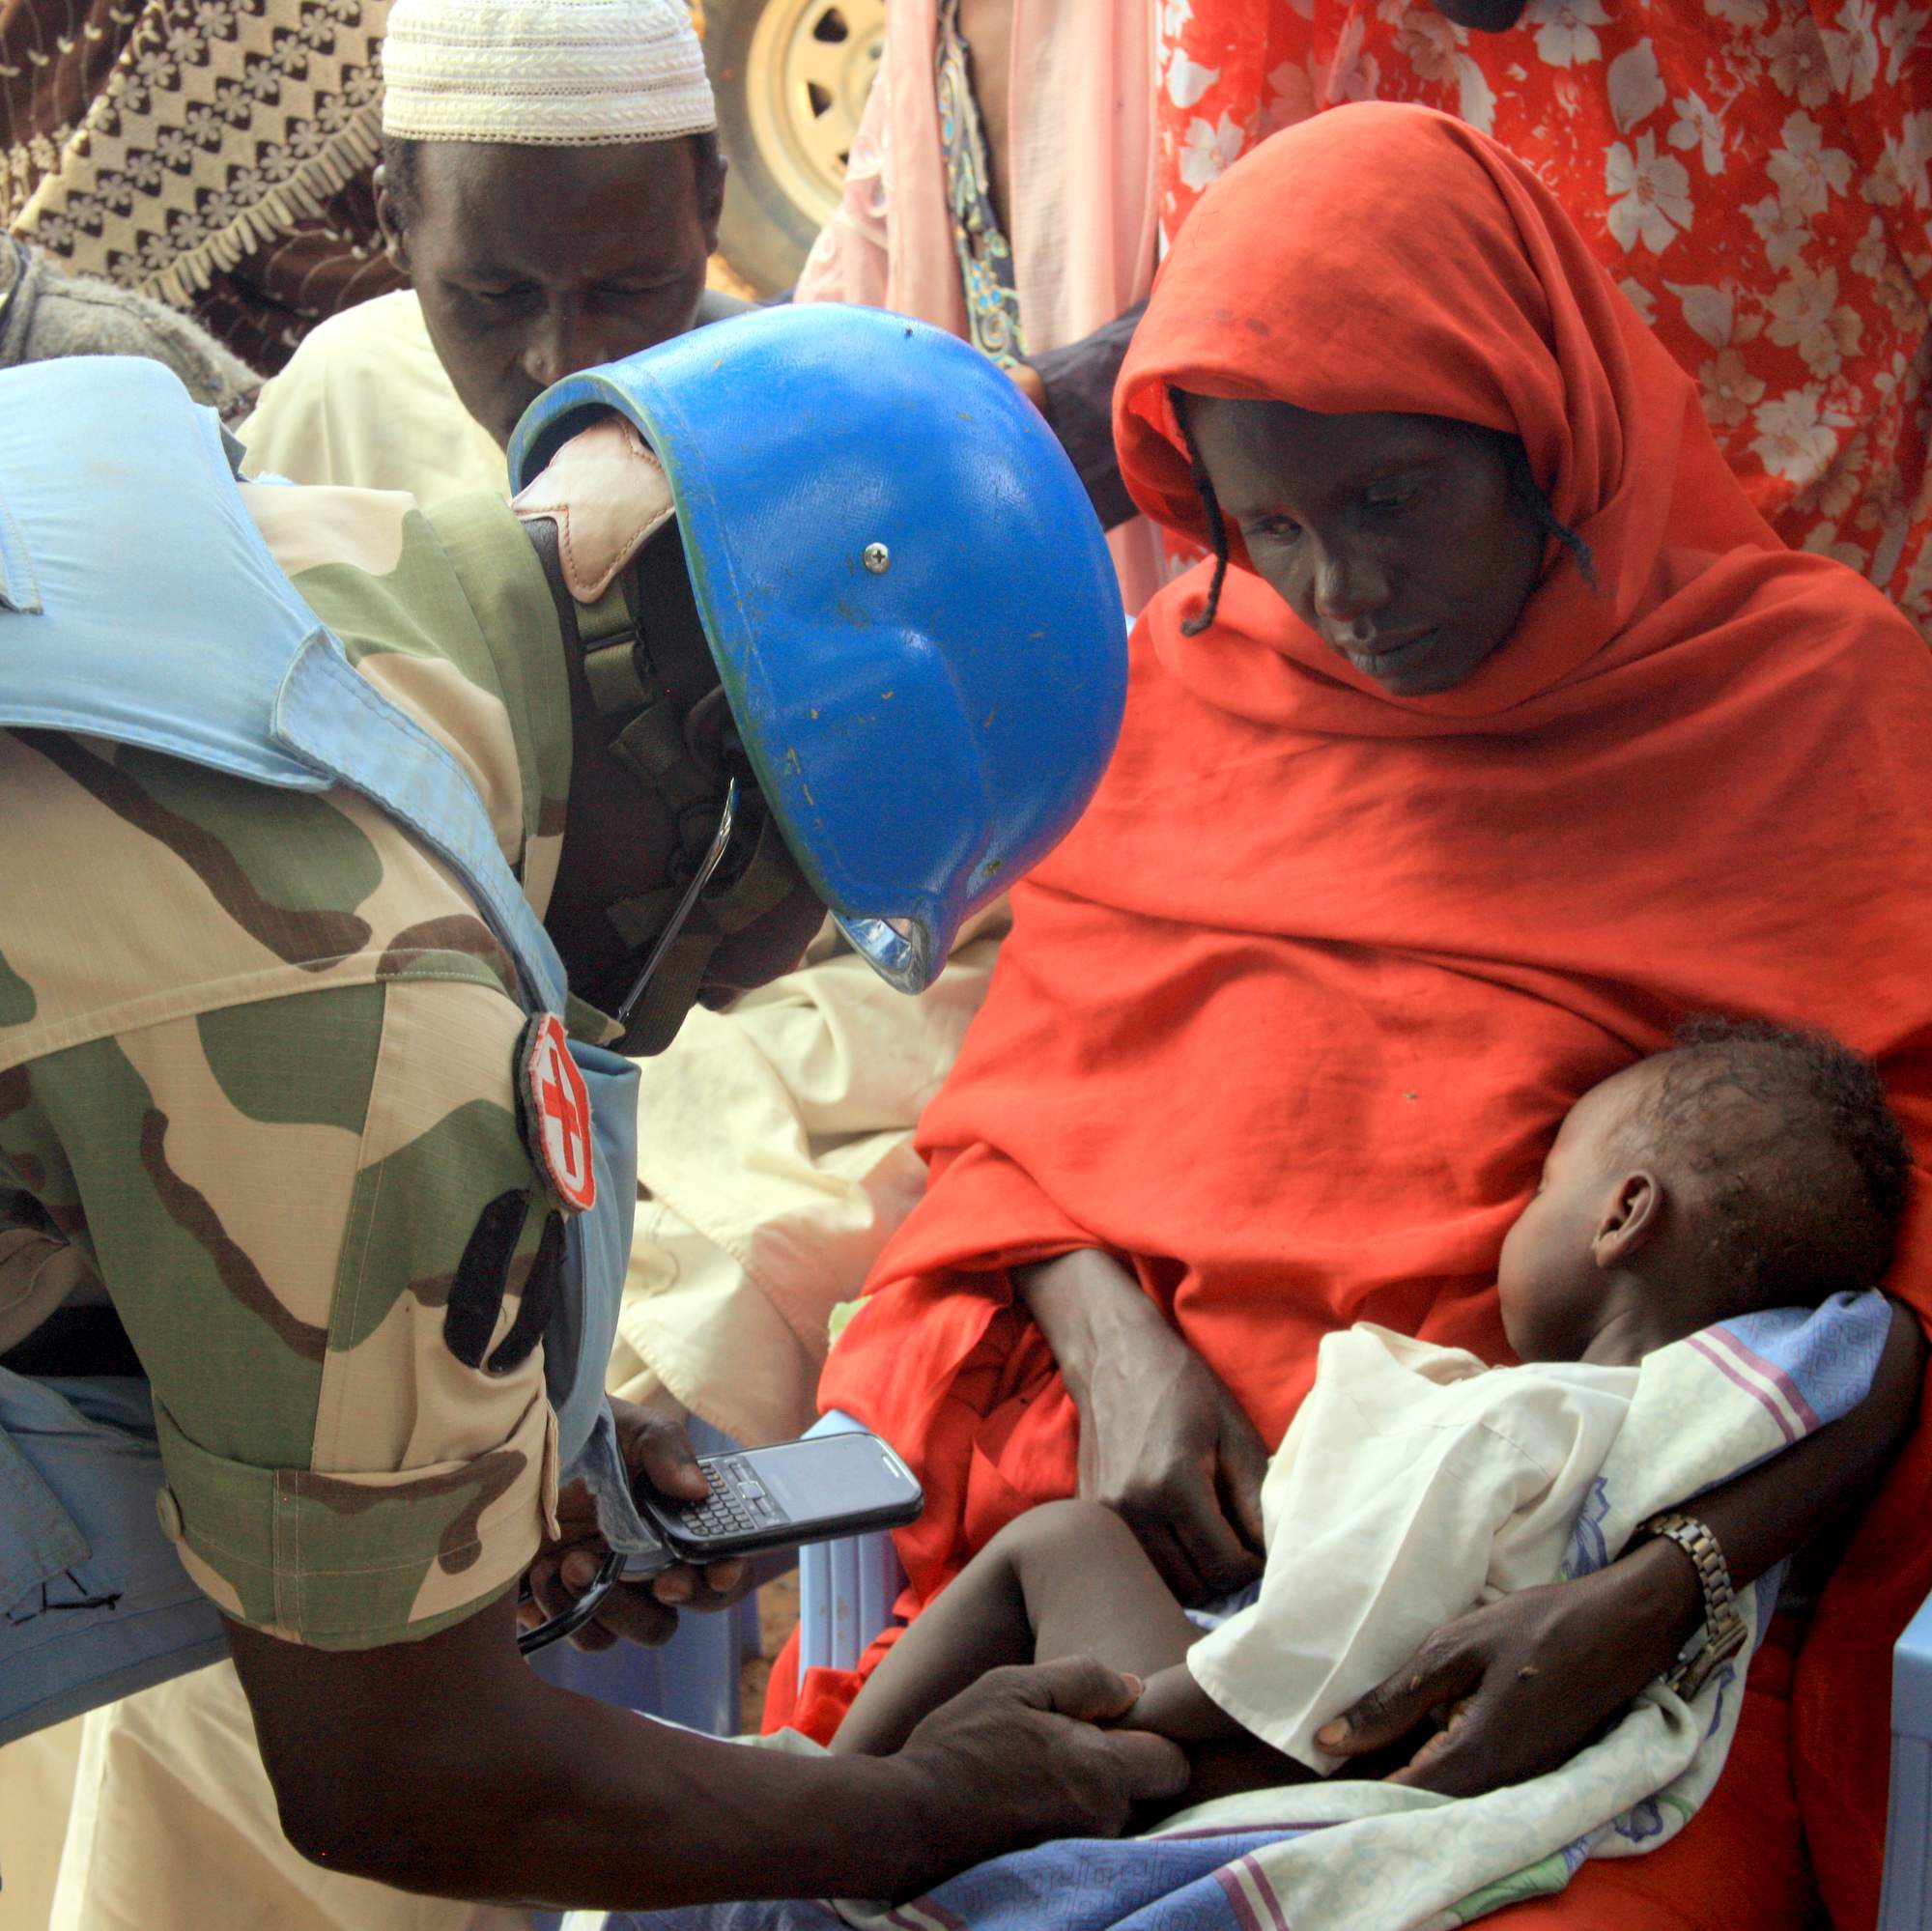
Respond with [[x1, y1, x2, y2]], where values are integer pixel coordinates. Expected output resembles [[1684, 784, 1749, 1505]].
[[1616, 1018, 1912, 1307], [1168, 389, 1596, 639]]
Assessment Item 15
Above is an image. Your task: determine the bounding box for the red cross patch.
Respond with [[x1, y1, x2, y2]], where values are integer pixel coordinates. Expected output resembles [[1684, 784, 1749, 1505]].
[[517, 1013, 597, 1214]]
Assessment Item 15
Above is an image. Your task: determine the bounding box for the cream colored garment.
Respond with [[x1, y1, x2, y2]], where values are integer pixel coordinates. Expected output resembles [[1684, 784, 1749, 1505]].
[[0, 1718, 81, 1931], [1188, 1326, 1636, 1773], [239, 289, 506, 501], [46, 1662, 530, 1931], [610, 925, 1007, 1445], [794, 0, 1163, 613]]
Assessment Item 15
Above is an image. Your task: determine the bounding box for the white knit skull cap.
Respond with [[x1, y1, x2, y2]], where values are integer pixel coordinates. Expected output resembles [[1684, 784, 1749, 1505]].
[[381, 0, 716, 146]]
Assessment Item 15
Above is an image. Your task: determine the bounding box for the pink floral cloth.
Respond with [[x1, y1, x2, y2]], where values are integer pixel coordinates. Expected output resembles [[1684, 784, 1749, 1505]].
[[798, 0, 1166, 611], [1155, 0, 1932, 634]]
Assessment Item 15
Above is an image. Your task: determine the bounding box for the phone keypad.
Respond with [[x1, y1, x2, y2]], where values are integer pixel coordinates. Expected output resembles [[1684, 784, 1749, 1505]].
[[671, 1459, 780, 1539]]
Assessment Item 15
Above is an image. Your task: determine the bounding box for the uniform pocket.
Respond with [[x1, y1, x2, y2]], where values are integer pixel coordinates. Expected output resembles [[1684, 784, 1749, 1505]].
[[153, 1386, 553, 1648]]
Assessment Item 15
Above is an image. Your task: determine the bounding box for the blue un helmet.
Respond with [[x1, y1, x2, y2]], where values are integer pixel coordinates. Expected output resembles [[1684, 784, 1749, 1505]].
[[507, 304, 1126, 1006]]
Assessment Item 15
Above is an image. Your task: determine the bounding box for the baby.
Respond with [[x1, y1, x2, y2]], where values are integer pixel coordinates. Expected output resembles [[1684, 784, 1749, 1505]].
[[830, 1020, 1913, 1807]]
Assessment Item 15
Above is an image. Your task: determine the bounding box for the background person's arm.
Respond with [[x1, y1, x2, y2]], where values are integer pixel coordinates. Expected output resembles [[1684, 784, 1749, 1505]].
[[1017, 1248, 1268, 1603], [1009, 303, 1149, 531], [229, 1600, 1186, 1908], [1319, 1298, 1927, 1794]]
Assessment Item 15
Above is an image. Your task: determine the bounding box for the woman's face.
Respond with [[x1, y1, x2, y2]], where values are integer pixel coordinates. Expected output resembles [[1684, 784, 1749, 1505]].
[[1184, 395, 1547, 697]]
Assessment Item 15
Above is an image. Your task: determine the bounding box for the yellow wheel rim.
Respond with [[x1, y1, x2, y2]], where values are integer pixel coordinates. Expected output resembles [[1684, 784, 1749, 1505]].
[[744, 0, 886, 229]]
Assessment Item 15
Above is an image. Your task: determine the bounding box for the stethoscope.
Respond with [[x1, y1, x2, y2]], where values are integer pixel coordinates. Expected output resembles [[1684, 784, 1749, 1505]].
[[518, 780, 741, 1658]]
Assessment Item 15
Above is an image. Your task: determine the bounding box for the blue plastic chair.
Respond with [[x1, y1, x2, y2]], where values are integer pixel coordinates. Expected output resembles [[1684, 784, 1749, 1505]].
[[799, 1413, 1932, 1924], [1882, 1587, 1932, 1927], [796, 1410, 907, 1674]]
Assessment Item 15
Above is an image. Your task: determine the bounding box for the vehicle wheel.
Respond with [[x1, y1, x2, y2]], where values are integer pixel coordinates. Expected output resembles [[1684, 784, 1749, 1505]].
[[700, 0, 886, 296]]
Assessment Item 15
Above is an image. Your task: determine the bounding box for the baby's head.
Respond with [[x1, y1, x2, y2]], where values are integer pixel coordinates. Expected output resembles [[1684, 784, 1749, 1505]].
[[1498, 1020, 1912, 1365]]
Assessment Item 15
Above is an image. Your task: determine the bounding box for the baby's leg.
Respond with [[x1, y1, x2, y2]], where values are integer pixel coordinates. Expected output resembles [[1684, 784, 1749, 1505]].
[[1017, 1513, 1325, 1814], [832, 1499, 1197, 1758], [1009, 1498, 1203, 1675]]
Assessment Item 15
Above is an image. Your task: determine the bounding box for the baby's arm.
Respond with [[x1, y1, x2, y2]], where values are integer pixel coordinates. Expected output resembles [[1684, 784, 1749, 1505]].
[[1126, 1661, 1251, 1743], [1125, 1664, 1319, 1805]]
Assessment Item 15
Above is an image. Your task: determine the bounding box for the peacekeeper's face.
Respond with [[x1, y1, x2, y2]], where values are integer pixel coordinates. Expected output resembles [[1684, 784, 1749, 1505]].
[[379, 135, 723, 448], [533, 483, 830, 1043]]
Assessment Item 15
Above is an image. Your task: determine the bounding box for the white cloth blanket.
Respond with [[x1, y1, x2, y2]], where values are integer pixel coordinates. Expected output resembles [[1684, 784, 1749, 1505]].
[[1156, 1290, 1893, 1930]]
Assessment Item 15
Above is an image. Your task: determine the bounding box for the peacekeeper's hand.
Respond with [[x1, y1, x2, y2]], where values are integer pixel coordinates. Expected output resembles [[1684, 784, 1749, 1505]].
[[520, 1398, 755, 1652], [1019, 1250, 1268, 1605], [1313, 1538, 1697, 1795], [889, 1655, 1189, 1895]]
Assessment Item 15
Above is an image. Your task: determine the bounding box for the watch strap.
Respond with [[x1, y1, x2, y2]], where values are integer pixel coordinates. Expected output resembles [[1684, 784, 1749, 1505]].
[[1643, 1509, 1748, 1699]]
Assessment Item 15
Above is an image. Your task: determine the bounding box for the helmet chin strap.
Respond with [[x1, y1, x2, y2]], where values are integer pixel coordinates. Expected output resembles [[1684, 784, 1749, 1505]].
[[523, 501, 805, 1057], [515, 414, 809, 1052], [580, 567, 805, 1052]]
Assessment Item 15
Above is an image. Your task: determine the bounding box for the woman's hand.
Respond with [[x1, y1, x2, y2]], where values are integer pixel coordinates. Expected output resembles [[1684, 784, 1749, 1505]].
[[1080, 1333, 1270, 1604], [1315, 1537, 1698, 1794], [1018, 1250, 1268, 1604], [520, 1399, 755, 1651]]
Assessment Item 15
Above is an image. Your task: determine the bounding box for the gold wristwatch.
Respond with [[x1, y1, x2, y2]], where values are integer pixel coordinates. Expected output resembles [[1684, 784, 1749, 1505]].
[[1642, 1510, 1749, 1699]]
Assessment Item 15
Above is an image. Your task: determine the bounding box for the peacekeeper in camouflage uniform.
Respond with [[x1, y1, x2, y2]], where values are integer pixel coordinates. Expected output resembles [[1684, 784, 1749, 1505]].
[[0, 308, 1185, 1913], [0, 476, 607, 1643]]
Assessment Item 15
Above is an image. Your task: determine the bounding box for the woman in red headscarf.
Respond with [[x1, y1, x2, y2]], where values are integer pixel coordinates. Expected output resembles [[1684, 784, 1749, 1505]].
[[789, 103, 1932, 1926]]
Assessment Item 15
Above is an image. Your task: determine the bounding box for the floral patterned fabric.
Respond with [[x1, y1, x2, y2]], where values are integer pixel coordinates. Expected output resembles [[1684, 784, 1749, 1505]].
[[1154, 0, 1932, 635], [934, 0, 1026, 366]]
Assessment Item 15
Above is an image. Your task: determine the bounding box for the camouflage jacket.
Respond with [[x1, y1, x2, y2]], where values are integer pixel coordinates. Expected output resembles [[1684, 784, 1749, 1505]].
[[0, 483, 589, 1649]]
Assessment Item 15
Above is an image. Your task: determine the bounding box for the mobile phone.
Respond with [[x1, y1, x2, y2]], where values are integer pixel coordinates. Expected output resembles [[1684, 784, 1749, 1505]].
[[636, 1430, 924, 1564]]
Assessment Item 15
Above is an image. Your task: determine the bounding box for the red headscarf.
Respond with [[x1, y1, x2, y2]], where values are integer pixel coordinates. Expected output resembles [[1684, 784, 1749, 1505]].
[[814, 105, 1932, 1919]]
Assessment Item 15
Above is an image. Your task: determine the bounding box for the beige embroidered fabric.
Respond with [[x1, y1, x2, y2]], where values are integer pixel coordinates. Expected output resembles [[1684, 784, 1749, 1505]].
[[2, 0, 401, 368]]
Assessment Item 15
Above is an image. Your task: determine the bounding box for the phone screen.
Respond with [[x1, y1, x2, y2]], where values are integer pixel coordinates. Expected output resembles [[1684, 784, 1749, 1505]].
[[751, 1432, 917, 1524]]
